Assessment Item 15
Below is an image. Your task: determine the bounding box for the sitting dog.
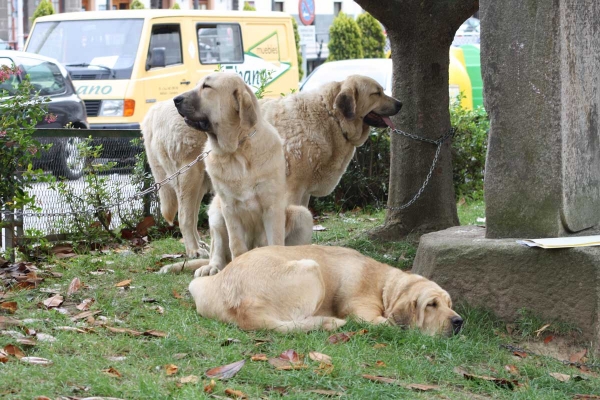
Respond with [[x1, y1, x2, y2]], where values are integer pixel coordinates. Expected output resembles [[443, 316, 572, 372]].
[[189, 245, 464, 336], [260, 75, 402, 206], [159, 72, 312, 277]]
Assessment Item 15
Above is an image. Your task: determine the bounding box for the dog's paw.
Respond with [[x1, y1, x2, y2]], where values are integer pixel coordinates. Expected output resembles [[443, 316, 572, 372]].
[[322, 317, 347, 331], [194, 264, 221, 278], [157, 264, 179, 274], [187, 247, 209, 259]]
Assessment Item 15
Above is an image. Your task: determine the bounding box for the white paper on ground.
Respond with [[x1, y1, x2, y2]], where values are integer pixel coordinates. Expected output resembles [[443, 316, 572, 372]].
[[517, 235, 600, 249]]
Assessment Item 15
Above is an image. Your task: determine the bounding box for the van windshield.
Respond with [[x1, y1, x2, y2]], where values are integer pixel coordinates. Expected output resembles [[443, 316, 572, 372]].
[[26, 19, 144, 80]]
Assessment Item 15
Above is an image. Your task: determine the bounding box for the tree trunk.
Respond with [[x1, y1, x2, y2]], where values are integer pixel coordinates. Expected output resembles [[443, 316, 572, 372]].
[[355, 0, 478, 240]]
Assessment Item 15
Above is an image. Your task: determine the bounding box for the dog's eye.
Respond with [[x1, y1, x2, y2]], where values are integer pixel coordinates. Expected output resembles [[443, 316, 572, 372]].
[[371, 92, 380, 96], [427, 302, 437, 308]]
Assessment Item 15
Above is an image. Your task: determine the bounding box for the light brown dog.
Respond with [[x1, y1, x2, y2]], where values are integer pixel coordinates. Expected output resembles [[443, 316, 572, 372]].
[[142, 100, 210, 258], [159, 72, 313, 277], [189, 245, 463, 336], [260, 75, 402, 207]]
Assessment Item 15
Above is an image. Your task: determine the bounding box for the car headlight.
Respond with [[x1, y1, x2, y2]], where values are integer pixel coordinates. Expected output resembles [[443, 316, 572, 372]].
[[99, 100, 124, 117]]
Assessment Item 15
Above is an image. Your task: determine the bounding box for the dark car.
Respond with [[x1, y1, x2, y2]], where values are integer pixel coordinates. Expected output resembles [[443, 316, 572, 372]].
[[0, 50, 89, 179]]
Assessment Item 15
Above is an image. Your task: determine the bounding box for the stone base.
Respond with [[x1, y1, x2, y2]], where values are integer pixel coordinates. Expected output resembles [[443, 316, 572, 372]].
[[412, 226, 600, 345]]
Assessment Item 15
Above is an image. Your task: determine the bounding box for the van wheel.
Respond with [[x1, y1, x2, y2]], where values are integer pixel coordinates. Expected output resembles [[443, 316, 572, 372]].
[[53, 137, 86, 180]]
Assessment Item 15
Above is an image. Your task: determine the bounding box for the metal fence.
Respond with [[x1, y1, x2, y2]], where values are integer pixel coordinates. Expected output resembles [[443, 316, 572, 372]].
[[0, 129, 161, 255]]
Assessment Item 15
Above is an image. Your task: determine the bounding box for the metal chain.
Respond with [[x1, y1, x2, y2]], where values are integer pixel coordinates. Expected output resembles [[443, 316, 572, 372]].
[[500, 343, 600, 371], [360, 127, 455, 211]]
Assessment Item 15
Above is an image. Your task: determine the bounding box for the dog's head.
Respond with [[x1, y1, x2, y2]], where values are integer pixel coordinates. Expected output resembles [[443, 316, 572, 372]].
[[173, 72, 259, 154], [384, 274, 463, 337], [333, 75, 402, 132]]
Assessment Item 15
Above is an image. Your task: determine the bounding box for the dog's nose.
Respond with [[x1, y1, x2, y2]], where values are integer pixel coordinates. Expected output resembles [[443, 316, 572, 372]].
[[173, 95, 184, 108], [395, 100, 403, 112], [451, 316, 463, 335]]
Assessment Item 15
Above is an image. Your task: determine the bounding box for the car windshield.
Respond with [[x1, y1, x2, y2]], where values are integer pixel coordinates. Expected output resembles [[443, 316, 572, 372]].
[[0, 56, 66, 96], [26, 19, 144, 80], [302, 63, 389, 93]]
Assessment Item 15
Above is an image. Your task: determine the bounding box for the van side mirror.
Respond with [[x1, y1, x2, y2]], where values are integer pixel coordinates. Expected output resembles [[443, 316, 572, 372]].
[[146, 47, 166, 70]]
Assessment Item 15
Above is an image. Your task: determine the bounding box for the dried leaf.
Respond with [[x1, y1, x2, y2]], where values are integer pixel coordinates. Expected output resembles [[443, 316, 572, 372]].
[[76, 298, 94, 311], [43, 294, 64, 309], [143, 330, 167, 338], [268, 349, 307, 370], [327, 332, 353, 344], [279, 349, 301, 363], [172, 290, 183, 299], [373, 343, 387, 349], [306, 389, 344, 396], [0, 316, 22, 329], [179, 375, 199, 384], [544, 335, 554, 344], [251, 354, 268, 362], [573, 395, 600, 399], [313, 225, 328, 231], [115, 279, 132, 288], [4, 344, 25, 359], [454, 366, 518, 389], [106, 356, 127, 362], [102, 367, 122, 378], [224, 388, 248, 399], [70, 310, 101, 321], [16, 338, 37, 346], [54, 326, 88, 333], [36, 333, 57, 343], [173, 353, 188, 360], [136, 216, 155, 236], [362, 374, 401, 385], [105, 326, 142, 336], [534, 323, 551, 337], [205, 359, 246, 380], [221, 338, 241, 346], [152, 305, 165, 314], [549, 372, 570, 382], [405, 383, 439, 391], [314, 362, 334, 375], [204, 379, 216, 393], [505, 365, 519, 375], [0, 349, 8, 363], [309, 351, 332, 364], [160, 254, 183, 261], [375, 360, 386, 367], [165, 363, 178, 376], [20, 356, 52, 365], [67, 277, 82, 296], [513, 351, 528, 358], [569, 349, 587, 363], [0, 301, 17, 314]]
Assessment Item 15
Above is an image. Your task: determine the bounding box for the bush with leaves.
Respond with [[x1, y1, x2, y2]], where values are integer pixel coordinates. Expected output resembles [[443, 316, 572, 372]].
[[327, 12, 363, 61], [357, 12, 385, 58], [130, 0, 145, 9], [171, 2, 181, 9], [291, 19, 304, 80], [243, 2, 256, 11], [0, 65, 53, 226], [31, 0, 55, 22]]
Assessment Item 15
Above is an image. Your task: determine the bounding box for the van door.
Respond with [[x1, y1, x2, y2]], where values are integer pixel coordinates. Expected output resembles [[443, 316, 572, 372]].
[[141, 21, 191, 117]]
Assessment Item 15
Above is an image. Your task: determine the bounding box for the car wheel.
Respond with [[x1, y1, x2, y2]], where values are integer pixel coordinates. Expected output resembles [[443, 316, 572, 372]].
[[52, 137, 86, 180]]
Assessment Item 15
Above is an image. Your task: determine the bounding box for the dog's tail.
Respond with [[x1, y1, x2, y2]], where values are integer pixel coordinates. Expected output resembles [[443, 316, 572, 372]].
[[285, 205, 313, 246], [158, 258, 210, 274]]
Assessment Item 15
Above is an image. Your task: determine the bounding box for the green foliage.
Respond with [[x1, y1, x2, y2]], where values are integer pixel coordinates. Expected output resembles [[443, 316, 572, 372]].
[[357, 12, 385, 58], [31, 0, 55, 22], [129, 0, 145, 9], [243, 2, 256, 11], [253, 69, 273, 100], [450, 99, 489, 201], [171, 2, 181, 9], [291, 18, 304, 80], [327, 12, 363, 61], [0, 64, 53, 219]]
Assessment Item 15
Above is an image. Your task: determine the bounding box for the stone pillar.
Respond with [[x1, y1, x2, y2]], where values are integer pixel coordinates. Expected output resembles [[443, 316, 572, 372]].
[[482, 0, 600, 239]]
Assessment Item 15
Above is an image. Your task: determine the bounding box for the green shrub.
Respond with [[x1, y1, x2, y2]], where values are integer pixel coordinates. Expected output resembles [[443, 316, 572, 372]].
[[357, 12, 385, 58], [171, 2, 181, 9], [451, 100, 489, 201], [130, 0, 145, 9], [243, 2, 256, 11], [292, 18, 304, 80], [31, 0, 55, 22], [327, 12, 363, 61]]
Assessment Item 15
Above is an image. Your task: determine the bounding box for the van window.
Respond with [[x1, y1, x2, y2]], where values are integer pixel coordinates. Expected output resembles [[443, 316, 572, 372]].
[[148, 24, 183, 67], [197, 24, 244, 64]]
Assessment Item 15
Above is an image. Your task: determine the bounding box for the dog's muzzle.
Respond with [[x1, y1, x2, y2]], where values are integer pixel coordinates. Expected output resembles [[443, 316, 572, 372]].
[[451, 316, 464, 335]]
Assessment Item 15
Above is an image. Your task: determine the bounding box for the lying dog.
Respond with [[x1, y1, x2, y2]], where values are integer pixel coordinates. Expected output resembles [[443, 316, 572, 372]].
[[142, 100, 210, 258], [189, 245, 463, 336], [260, 75, 402, 206], [160, 72, 312, 277]]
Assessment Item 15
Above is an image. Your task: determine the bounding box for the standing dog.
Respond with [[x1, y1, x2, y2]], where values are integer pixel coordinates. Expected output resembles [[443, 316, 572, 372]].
[[189, 245, 464, 336], [160, 73, 312, 277]]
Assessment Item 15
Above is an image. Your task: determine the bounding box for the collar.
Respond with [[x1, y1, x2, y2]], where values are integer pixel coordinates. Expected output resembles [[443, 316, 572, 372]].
[[321, 96, 350, 141], [238, 129, 257, 145]]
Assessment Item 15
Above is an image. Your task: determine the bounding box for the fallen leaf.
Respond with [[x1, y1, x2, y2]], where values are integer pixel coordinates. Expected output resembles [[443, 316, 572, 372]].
[[505, 365, 519, 375], [569, 349, 587, 363], [165, 363, 178, 376], [205, 359, 246, 380], [43, 294, 64, 309], [143, 330, 167, 338], [152, 305, 165, 314], [105, 326, 142, 336], [224, 388, 248, 399], [115, 279, 132, 288], [534, 323, 551, 337], [373, 343, 387, 349], [76, 298, 94, 311], [251, 354, 268, 361], [0, 349, 8, 363], [34, 396, 51, 400], [16, 338, 37, 346], [67, 277, 82, 296], [314, 362, 334, 375], [306, 389, 344, 396], [36, 333, 57, 343], [573, 395, 600, 399], [454, 366, 518, 389], [106, 356, 127, 362], [327, 332, 353, 344], [405, 383, 440, 391], [136, 216, 155, 236], [54, 326, 88, 333], [279, 349, 301, 363], [549, 372, 570, 382], [102, 367, 122, 378], [312, 225, 328, 231], [173, 353, 188, 360], [221, 338, 241, 346], [160, 254, 183, 261], [172, 290, 183, 299], [204, 379, 216, 393], [362, 374, 401, 385], [513, 351, 528, 358], [268, 349, 307, 370], [4, 344, 25, 359], [505, 323, 516, 334], [179, 375, 199, 384], [0, 316, 22, 329], [70, 310, 101, 321], [309, 351, 332, 364], [544, 335, 554, 344], [20, 356, 52, 365], [375, 360, 386, 367], [457, 197, 466, 206], [0, 301, 17, 314]]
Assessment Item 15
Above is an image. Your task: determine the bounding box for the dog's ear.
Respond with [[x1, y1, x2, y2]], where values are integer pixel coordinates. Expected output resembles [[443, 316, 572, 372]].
[[334, 85, 356, 119], [234, 88, 257, 130], [393, 299, 417, 328]]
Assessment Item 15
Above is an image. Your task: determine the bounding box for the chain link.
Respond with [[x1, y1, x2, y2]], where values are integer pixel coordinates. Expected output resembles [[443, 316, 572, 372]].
[[360, 127, 455, 211]]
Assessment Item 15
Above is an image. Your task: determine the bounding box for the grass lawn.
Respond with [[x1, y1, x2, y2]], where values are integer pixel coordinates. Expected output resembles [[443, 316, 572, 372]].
[[1, 200, 598, 399]]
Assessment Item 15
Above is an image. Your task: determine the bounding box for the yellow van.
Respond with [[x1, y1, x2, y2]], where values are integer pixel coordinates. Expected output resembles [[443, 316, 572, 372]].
[[25, 10, 299, 129]]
